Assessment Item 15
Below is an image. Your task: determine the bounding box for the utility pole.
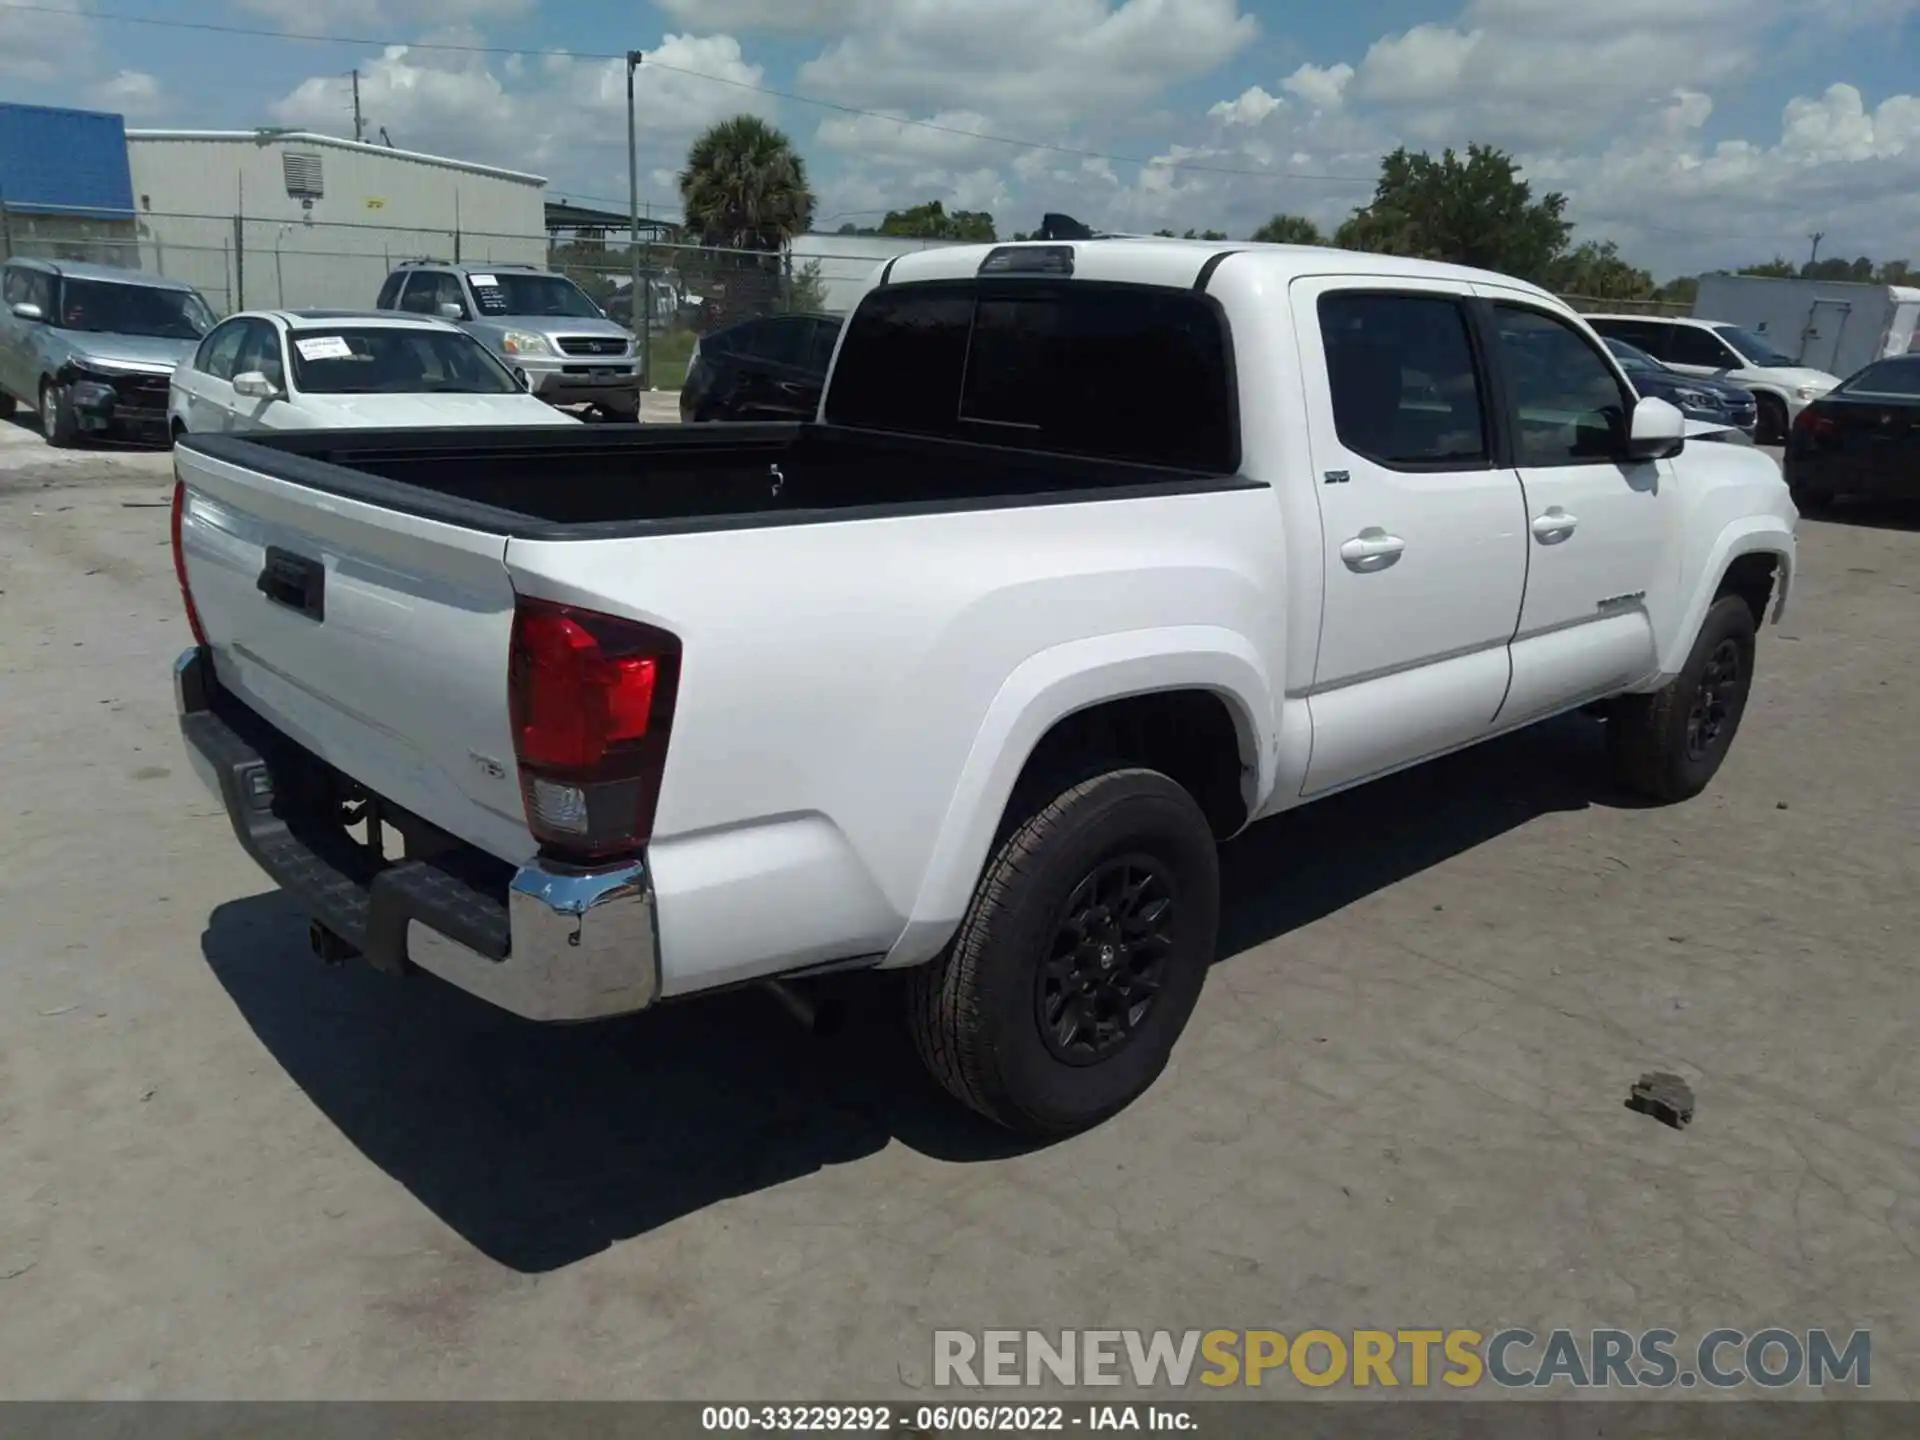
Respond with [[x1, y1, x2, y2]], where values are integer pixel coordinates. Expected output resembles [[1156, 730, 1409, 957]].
[[1806, 231, 1824, 272], [626, 49, 649, 397], [351, 70, 364, 143]]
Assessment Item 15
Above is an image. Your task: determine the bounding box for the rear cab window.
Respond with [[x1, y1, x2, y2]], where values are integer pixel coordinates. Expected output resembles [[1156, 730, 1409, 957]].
[[825, 281, 1237, 473]]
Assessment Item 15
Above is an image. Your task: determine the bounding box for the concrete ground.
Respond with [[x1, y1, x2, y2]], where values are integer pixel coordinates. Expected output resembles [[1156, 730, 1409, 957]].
[[1, 415, 1916, 1402]]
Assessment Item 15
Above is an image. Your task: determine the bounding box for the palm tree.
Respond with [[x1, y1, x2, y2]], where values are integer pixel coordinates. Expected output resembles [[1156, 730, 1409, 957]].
[[1249, 213, 1325, 246], [679, 116, 817, 252]]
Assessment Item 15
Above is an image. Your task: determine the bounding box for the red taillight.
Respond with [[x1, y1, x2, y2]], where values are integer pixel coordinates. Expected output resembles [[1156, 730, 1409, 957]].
[[1793, 407, 1838, 441], [508, 596, 680, 859], [171, 475, 209, 647]]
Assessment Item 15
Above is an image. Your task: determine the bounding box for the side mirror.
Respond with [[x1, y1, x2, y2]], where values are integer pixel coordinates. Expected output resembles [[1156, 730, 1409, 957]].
[[512, 366, 531, 392], [437, 302, 466, 320], [1625, 395, 1685, 461], [232, 370, 280, 400], [11, 301, 44, 322]]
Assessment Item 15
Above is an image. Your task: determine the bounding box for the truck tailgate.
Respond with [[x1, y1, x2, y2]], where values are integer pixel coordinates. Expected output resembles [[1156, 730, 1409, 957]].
[[175, 443, 534, 863]]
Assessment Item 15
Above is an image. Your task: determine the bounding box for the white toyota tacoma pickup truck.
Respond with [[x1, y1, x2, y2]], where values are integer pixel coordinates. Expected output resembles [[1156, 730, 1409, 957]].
[[170, 238, 1797, 1136]]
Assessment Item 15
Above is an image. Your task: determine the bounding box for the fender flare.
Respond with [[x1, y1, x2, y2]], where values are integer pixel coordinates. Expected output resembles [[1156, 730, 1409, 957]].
[[1656, 517, 1795, 677], [882, 626, 1276, 968]]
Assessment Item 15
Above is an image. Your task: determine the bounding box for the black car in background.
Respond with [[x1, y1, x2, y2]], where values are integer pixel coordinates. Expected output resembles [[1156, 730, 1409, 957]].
[[1784, 353, 1920, 513], [680, 312, 841, 423], [1602, 337, 1758, 439]]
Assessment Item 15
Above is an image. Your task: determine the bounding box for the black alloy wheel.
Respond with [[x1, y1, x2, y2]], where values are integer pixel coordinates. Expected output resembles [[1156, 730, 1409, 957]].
[[1036, 856, 1176, 1065], [1684, 638, 1742, 763]]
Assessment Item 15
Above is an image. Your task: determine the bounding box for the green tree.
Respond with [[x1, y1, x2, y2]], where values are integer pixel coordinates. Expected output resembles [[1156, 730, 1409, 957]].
[[678, 115, 817, 252], [1249, 213, 1324, 245], [1654, 274, 1701, 307], [876, 200, 996, 241], [785, 259, 830, 314], [1152, 227, 1229, 240], [1548, 239, 1655, 302], [1333, 143, 1572, 284], [1737, 258, 1799, 278]]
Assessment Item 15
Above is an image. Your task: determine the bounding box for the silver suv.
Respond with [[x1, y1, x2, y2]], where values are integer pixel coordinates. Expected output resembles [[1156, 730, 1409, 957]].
[[375, 261, 641, 419], [1, 258, 216, 446]]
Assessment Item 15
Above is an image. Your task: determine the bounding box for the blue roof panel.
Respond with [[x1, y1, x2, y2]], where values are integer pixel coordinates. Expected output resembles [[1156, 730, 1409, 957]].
[[0, 103, 134, 219]]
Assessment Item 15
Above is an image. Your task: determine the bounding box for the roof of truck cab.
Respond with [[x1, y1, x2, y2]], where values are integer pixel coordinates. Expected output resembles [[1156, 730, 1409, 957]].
[[877, 237, 1560, 301]]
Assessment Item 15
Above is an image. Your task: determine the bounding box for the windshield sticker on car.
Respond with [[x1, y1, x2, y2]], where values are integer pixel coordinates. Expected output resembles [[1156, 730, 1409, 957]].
[[468, 274, 498, 289], [293, 335, 355, 361]]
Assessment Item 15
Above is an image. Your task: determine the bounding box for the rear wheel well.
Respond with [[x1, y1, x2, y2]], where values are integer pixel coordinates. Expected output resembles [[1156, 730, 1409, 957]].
[[1716, 551, 1779, 629], [1006, 690, 1250, 843]]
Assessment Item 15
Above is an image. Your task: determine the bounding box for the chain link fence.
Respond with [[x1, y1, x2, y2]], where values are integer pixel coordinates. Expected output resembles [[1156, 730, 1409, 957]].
[[1, 200, 901, 387]]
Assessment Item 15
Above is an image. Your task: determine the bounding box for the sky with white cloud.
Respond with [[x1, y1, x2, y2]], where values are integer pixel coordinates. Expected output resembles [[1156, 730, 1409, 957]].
[[1, 0, 1916, 278]]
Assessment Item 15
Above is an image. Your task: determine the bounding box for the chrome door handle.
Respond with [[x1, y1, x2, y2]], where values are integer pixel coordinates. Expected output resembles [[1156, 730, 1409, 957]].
[[1339, 528, 1406, 571], [1531, 507, 1578, 542]]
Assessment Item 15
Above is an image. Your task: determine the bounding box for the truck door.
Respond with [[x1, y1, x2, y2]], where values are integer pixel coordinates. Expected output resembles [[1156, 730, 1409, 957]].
[[1477, 297, 1672, 726], [1289, 277, 1530, 796], [1801, 299, 1852, 374]]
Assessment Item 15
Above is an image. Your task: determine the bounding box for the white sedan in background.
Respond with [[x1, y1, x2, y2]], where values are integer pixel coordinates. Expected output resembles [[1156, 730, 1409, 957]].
[[168, 309, 580, 435]]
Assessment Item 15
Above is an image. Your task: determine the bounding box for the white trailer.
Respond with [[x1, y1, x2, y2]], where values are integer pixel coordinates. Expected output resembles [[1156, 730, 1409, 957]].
[[1693, 274, 1920, 381]]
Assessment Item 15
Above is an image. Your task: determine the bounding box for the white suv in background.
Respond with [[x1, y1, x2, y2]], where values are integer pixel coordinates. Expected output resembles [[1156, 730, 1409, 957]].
[[169, 310, 579, 436], [1584, 314, 1839, 443]]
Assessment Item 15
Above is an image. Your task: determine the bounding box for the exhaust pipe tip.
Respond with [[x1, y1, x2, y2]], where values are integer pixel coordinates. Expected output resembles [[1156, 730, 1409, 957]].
[[308, 920, 360, 967], [762, 978, 845, 1038]]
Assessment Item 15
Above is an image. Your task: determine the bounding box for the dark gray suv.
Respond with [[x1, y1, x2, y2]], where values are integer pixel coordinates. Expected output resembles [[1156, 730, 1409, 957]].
[[1, 258, 216, 446]]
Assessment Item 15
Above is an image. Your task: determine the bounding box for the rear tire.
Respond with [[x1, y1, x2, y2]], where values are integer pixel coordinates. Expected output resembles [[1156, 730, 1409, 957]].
[[1755, 393, 1787, 446], [39, 380, 78, 448], [907, 767, 1219, 1137], [1609, 595, 1756, 803], [1786, 467, 1834, 517]]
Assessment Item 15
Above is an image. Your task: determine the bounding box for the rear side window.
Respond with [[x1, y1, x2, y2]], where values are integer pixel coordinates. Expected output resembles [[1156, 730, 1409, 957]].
[[376, 272, 405, 310], [1665, 325, 1740, 368], [825, 282, 1237, 473], [1838, 356, 1920, 397], [746, 317, 808, 365], [1592, 319, 1672, 356], [1317, 292, 1488, 469]]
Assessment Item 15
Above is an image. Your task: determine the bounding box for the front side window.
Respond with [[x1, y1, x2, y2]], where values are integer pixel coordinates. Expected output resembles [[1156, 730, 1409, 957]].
[[464, 271, 601, 319], [1491, 305, 1632, 465], [286, 326, 519, 395], [51, 278, 213, 339], [398, 272, 461, 317], [1713, 324, 1797, 368], [1317, 292, 1489, 469], [234, 320, 285, 386], [198, 320, 249, 380]]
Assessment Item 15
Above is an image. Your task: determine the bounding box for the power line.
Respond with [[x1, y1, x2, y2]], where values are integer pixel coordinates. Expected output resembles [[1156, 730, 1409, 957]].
[[0, 2, 1865, 249], [0, 0, 1377, 186]]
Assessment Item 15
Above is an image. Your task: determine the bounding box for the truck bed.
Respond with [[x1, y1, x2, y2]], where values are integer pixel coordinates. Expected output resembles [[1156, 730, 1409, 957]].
[[179, 422, 1253, 539]]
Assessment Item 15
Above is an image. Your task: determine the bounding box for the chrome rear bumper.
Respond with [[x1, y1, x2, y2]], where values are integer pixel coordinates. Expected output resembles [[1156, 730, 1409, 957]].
[[174, 646, 660, 1021]]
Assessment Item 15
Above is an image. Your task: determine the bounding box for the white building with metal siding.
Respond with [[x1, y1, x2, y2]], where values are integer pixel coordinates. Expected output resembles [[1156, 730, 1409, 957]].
[[124, 130, 546, 312], [786, 233, 971, 316]]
